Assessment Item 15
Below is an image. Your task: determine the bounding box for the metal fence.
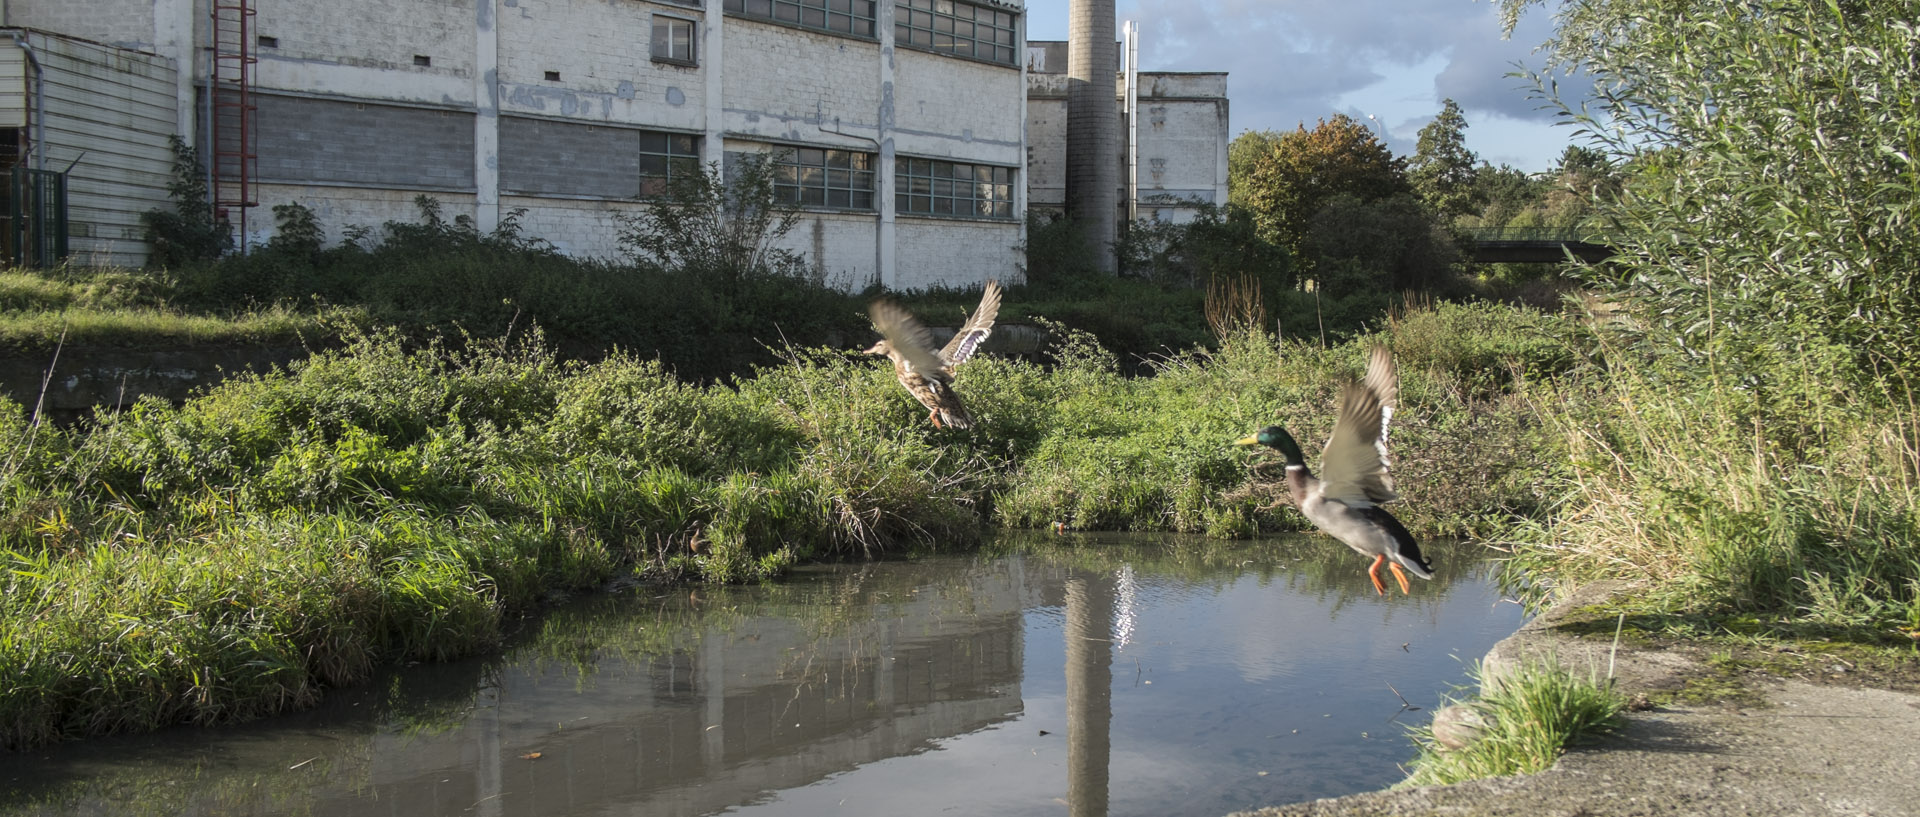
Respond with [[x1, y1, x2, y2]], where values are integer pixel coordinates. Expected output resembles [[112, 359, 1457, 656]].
[[4, 168, 70, 268]]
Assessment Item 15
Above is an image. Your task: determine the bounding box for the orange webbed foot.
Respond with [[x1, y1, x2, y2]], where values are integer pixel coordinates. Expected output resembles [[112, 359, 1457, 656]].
[[1388, 562, 1412, 595]]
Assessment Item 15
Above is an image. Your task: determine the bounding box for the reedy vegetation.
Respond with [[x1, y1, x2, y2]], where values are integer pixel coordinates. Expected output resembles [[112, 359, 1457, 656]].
[[0, 303, 1549, 749], [1498, 0, 1920, 638]]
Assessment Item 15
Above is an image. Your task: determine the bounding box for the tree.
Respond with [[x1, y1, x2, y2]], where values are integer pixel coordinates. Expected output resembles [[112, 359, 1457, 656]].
[[1118, 202, 1291, 293], [1227, 129, 1285, 209], [1238, 115, 1412, 273], [1469, 163, 1544, 229], [1506, 0, 1920, 376], [1408, 99, 1482, 219], [1307, 192, 1462, 299], [141, 135, 234, 268], [616, 151, 807, 294]]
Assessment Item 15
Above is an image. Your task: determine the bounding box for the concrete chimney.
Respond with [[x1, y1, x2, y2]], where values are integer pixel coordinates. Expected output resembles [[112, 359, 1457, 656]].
[[1066, 0, 1117, 274]]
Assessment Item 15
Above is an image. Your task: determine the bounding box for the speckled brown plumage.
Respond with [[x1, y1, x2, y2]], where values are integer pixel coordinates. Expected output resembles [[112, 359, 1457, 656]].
[[864, 280, 1001, 429]]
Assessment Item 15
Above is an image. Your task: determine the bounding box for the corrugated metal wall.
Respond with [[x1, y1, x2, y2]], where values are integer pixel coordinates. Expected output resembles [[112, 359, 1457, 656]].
[[0, 48, 26, 129], [0, 32, 179, 268]]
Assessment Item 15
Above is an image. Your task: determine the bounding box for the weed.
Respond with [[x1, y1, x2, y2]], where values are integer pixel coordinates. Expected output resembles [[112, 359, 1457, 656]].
[[1402, 659, 1625, 787]]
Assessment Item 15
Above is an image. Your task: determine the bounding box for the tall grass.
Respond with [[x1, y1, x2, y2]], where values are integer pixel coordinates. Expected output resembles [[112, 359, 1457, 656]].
[[1503, 334, 1920, 636], [0, 300, 1558, 748], [0, 266, 347, 351], [995, 302, 1563, 538], [1401, 659, 1624, 787]]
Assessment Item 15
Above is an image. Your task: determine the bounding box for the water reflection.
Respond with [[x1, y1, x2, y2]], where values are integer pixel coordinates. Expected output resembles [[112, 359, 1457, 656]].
[[0, 532, 1525, 817]]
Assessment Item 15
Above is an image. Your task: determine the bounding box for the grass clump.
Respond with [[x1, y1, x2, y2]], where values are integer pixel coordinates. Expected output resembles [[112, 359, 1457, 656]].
[[0, 266, 347, 352], [1402, 659, 1625, 787]]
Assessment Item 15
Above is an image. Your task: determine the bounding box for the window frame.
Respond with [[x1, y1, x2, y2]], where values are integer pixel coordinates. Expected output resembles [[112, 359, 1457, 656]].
[[894, 0, 1018, 66], [723, 0, 878, 39], [770, 147, 877, 211], [638, 130, 703, 199], [650, 13, 698, 66], [896, 156, 1016, 220]]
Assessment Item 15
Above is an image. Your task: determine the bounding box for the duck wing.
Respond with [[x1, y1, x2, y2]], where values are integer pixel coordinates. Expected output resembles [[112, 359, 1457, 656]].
[[870, 300, 949, 378], [1360, 344, 1398, 498], [939, 280, 1001, 366], [1317, 358, 1399, 506]]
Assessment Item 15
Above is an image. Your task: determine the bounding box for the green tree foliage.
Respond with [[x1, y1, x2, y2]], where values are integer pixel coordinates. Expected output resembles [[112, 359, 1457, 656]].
[[140, 135, 233, 269], [1226, 129, 1285, 209], [616, 152, 809, 294], [1468, 163, 1544, 229], [1408, 99, 1483, 218], [1117, 203, 1291, 292], [1237, 115, 1412, 269], [1508, 0, 1920, 378], [1308, 193, 1462, 299]]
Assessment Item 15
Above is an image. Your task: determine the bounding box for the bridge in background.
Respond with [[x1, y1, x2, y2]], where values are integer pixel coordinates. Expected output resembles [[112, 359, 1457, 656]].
[[1466, 227, 1617, 264]]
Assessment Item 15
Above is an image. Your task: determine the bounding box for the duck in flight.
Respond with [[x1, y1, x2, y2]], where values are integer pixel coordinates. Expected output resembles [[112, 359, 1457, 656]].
[[1236, 345, 1434, 595], [865, 280, 1001, 429]]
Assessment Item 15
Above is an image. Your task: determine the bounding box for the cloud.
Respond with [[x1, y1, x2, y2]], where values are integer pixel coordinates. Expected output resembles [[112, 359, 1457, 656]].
[[1025, 0, 1578, 169]]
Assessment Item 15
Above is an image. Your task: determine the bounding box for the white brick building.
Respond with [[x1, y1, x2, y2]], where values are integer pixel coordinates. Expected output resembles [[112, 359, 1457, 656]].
[[0, 0, 1029, 290], [1025, 38, 1228, 226]]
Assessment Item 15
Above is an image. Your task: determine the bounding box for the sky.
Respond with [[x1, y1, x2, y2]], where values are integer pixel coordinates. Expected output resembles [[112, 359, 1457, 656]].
[[1021, 1, 1585, 173]]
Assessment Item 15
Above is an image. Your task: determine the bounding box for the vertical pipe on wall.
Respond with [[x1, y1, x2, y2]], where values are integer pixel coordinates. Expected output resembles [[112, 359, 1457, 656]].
[[875, 0, 896, 290], [473, 0, 500, 233], [1014, 8, 1029, 285], [703, 0, 724, 170], [1124, 20, 1136, 224]]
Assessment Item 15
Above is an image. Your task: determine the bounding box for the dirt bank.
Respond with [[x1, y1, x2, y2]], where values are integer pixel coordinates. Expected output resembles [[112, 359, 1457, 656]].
[[1233, 582, 1920, 817]]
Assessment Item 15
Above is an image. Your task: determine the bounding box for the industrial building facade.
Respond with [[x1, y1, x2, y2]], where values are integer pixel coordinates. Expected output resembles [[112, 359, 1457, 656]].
[[1025, 38, 1227, 227], [1, 1, 1228, 288], [1, 0, 1029, 290]]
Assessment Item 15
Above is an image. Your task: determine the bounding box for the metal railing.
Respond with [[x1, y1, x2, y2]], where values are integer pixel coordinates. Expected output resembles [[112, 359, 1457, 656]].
[[1462, 226, 1606, 243]]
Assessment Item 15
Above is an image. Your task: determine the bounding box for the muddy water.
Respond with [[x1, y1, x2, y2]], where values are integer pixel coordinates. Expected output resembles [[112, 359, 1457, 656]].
[[0, 532, 1525, 817]]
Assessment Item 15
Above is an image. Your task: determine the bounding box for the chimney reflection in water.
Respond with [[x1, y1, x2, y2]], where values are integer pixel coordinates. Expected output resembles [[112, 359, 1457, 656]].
[[1065, 573, 1115, 817]]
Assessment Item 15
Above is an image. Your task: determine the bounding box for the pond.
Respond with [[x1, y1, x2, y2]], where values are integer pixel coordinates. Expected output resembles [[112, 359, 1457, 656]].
[[0, 531, 1526, 817]]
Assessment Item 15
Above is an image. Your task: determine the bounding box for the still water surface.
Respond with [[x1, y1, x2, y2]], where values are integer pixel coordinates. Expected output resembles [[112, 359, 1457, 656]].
[[1, 532, 1525, 817]]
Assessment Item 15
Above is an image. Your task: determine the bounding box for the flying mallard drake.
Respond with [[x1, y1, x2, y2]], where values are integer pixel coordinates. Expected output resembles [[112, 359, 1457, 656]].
[[865, 279, 1002, 429], [1236, 345, 1434, 595]]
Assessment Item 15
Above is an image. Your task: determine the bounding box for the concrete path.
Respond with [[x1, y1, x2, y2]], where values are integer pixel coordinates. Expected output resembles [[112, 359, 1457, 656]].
[[1233, 584, 1920, 817]]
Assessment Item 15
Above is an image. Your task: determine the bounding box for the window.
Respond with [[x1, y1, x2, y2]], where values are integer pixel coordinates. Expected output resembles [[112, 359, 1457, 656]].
[[652, 15, 697, 65], [724, 0, 876, 38], [895, 0, 1016, 65], [774, 148, 875, 209], [639, 131, 702, 198], [897, 158, 1014, 218]]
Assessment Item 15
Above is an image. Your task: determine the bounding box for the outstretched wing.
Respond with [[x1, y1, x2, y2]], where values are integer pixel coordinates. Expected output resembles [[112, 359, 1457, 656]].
[[1317, 347, 1399, 506], [869, 300, 947, 378], [1360, 344, 1397, 495], [939, 279, 1001, 366]]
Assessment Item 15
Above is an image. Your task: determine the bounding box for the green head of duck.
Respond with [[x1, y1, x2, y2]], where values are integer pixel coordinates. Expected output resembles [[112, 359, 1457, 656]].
[[1235, 425, 1305, 466]]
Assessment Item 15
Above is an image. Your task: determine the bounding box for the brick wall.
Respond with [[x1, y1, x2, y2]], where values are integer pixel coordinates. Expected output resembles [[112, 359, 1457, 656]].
[[6, 0, 157, 49], [721, 18, 881, 146], [496, 0, 705, 130], [892, 50, 1023, 164], [894, 218, 1022, 291], [499, 116, 643, 198], [255, 95, 475, 190]]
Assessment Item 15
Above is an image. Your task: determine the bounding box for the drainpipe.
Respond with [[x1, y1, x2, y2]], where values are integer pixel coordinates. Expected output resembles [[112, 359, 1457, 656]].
[[8, 30, 45, 172], [1124, 20, 1137, 224]]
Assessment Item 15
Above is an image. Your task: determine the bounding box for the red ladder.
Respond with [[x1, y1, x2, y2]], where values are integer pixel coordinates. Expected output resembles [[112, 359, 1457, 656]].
[[209, 0, 257, 247]]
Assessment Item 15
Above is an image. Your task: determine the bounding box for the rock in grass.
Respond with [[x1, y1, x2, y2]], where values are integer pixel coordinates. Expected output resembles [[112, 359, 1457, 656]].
[[1430, 704, 1493, 751]]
